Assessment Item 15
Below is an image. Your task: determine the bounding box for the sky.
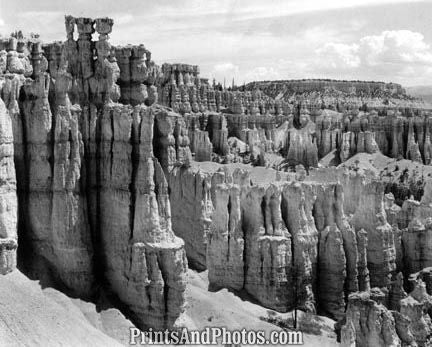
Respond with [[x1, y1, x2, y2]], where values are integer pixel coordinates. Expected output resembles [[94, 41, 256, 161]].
[[1, 0, 432, 86]]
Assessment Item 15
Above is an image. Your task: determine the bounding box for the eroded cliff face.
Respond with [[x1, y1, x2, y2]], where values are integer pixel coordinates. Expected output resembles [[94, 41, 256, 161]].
[[341, 291, 401, 347], [168, 160, 432, 344], [343, 173, 396, 288], [85, 104, 187, 329], [0, 82, 17, 274], [17, 70, 95, 297], [168, 166, 213, 270], [149, 61, 432, 170], [341, 277, 432, 347], [4, 13, 432, 346], [0, 16, 187, 330], [168, 163, 385, 318]]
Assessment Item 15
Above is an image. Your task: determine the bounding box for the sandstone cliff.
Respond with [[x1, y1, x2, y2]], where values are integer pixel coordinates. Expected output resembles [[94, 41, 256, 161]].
[[0, 16, 188, 330], [0, 80, 17, 275], [168, 163, 383, 318], [4, 14, 432, 346]]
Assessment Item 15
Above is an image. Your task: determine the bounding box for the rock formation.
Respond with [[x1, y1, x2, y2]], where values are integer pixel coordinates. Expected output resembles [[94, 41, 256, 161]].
[[341, 291, 401, 347], [4, 14, 432, 346], [0, 82, 17, 274], [0, 16, 187, 330]]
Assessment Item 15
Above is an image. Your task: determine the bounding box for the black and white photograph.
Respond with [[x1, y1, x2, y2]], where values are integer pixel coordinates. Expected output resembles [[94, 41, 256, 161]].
[[1, 0, 432, 346]]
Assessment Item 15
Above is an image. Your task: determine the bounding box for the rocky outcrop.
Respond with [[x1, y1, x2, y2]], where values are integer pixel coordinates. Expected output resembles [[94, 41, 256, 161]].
[[153, 106, 192, 173], [402, 218, 432, 278], [343, 172, 396, 288], [91, 104, 187, 329], [286, 109, 318, 169], [168, 165, 213, 270], [168, 163, 374, 316], [243, 182, 293, 311], [0, 85, 17, 274], [318, 225, 346, 319], [399, 280, 432, 345], [207, 113, 229, 156], [15, 62, 95, 297], [341, 291, 401, 347], [169, 164, 297, 311], [341, 279, 432, 347], [6, 13, 432, 344], [207, 172, 246, 291], [388, 272, 407, 311], [356, 229, 370, 291], [339, 131, 379, 162], [0, 16, 188, 331], [244, 79, 421, 111]]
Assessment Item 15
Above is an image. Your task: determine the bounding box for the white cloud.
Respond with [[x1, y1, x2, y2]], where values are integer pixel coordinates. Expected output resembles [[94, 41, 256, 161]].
[[0, 18, 4, 27], [359, 30, 432, 66], [209, 64, 281, 84], [313, 30, 432, 84], [208, 62, 240, 83], [116, 14, 134, 25], [316, 42, 360, 70], [245, 67, 280, 82], [213, 62, 239, 73]]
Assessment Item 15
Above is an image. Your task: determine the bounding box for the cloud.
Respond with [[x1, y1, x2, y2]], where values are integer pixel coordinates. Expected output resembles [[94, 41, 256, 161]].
[[245, 67, 280, 82], [213, 62, 239, 73], [359, 30, 432, 66], [208, 62, 240, 82], [116, 14, 134, 25], [316, 42, 360, 70], [313, 30, 432, 84], [157, 0, 419, 22], [0, 18, 4, 27]]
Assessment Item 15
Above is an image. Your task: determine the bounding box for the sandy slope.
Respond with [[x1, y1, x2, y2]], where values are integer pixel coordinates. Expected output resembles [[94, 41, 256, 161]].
[[0, 270, 127, 347], [183, 269, 339, 347], [0, 268, 339, 346]]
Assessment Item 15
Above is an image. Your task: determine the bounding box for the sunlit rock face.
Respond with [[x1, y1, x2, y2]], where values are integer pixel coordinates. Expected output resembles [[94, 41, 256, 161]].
[[341, 291, 401, 347], [0, 86, 17, 275], [4, 13, 432, 345], [168, 164, 386, 318], [0, 16, 188, 330]]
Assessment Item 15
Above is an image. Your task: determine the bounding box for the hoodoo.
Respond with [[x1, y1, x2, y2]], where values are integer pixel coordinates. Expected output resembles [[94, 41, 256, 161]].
[[2, 12, 432, 347]]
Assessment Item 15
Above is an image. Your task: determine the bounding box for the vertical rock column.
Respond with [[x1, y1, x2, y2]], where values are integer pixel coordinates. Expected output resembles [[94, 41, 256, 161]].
[[76, 17, 94, 103], [314, 184, 351, 320], [207, 169, 245, 291], [0, 91, 18, 274], [19, 44, 95, 296], [1, 38, 26, 275], [168, 166, 213, 270], [356, 229, 370, 291], [115, 46, 132, 104], [348, 176, 396, 288], [97, 104, 187, 329], [94, 17, 120, 105], [341, 292, 401, 347], [281, 182, 318, 312], [129, 45, 148, 106], [402, 218, 432, 277], [243, 182, 293, 312]]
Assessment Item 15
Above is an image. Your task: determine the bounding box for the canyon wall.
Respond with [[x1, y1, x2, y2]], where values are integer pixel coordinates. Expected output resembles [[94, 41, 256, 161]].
[[0, 16, 188, 330], [243, 79, 422, 110], [0, 78, 17, 275], [169, 161, 432, 345], [4, 14, 432, 346], [168, 164, 397, 318]]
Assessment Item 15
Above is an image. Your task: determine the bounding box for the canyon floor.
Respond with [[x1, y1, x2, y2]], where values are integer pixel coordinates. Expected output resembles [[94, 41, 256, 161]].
[[0, 269, 338, 346]]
